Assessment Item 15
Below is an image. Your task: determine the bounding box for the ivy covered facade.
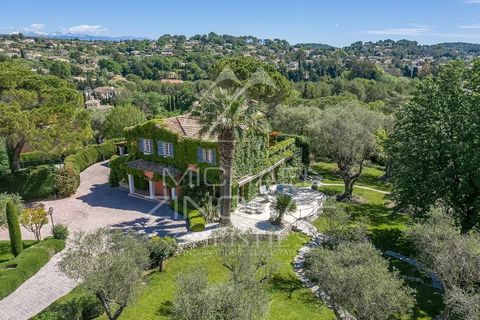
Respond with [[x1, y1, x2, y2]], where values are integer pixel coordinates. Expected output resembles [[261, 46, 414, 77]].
[[109, 116, 307, 210]]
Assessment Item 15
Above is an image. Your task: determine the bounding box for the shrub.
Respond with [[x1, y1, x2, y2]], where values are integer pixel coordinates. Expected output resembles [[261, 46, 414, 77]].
[[6, 199, 23, 257], [20, 151, 61, 168], [108, 155, 128, 187], [52, 224, 69, 240], [0, 239, 65, 299], [147, 236, 177, 272], [54, 167, 80, 197], [187, 210, 206, 232], [0, 165, 57, 200], [20, 207, 49, 241], [33, 290, 103, 320], [64, 140, 117, 175]]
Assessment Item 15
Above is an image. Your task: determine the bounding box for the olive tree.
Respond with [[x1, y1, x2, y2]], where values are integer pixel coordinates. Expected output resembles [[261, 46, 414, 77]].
[[305, 242, 414, 320], [59, 229, 150, 320], [307, 101, 383, 201], [407, 209, 480, 318]]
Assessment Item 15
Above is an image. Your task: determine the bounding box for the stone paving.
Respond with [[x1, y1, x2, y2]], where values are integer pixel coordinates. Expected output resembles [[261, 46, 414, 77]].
[[0, 253, 77, 320]]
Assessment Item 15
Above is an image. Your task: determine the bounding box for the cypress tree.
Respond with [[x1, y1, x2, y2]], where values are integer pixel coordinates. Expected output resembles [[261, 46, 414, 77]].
[[6, 199, 23, 257]]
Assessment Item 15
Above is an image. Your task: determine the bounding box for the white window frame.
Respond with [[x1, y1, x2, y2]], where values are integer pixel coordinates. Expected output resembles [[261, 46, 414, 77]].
[[143, 139, 152, 155], [204, 149, 212, 163], [164, 142, 173, 157]]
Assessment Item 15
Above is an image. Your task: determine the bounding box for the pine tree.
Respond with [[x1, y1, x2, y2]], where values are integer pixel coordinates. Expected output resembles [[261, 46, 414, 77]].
[[6, 199, 23, 256]]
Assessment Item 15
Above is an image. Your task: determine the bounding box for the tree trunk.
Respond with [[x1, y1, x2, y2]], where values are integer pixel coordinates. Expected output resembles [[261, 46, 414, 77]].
[[379, 160, 392, 182], [337, 177, 355, 202], [158, 258, 164, 272], [6, 138, 25, 172], [218, 130, 235, 226], [96, 292, 125, 320]]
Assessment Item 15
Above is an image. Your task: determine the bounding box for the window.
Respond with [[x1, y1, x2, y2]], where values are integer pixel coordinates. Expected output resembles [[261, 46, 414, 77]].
[[197, 147, 215, 164], [158, 141, 174, 158], [143, 139, 152, 154], [204, 149, 212, 162]]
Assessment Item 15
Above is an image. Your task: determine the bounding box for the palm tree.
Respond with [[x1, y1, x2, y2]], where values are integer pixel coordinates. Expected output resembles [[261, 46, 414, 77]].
[[271, 193, 297, 226], [193, 87, 266, 225]]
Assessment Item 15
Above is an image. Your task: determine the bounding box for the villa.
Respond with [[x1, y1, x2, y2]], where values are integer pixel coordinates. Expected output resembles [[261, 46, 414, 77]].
[[112, 116, 306, 206]]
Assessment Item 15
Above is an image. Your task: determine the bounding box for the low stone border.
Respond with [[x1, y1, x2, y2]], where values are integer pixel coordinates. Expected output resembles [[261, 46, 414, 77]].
[[292, 227, 356, 320]]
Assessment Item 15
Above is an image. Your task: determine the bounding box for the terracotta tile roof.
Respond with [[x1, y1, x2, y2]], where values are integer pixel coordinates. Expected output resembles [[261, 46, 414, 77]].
[[158, 116, 217, 141]]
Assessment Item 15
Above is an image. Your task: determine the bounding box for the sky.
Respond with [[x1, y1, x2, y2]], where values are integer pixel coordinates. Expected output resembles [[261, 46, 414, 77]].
[[2, 0, 480, 46]]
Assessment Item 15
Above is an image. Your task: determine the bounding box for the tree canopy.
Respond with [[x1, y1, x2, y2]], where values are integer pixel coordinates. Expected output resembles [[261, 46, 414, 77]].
[[0, 61, 91, 171], [388, 60, 480, 232]]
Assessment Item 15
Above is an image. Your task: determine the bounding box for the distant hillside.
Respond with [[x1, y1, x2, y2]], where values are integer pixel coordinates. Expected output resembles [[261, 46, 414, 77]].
[[435, 42, 480, 54], [296, 43, 336, 50], [20, 32, 146, 41]]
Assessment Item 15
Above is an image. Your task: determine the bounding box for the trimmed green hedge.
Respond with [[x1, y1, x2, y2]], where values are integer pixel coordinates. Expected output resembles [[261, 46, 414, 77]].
[[64, 141, 117, 175], [0, 165, 57, 200], [0, 239, 65, 299], [20, 151, 61, 168], [171, 198, 206, 232], [187, 210, 206, 232]]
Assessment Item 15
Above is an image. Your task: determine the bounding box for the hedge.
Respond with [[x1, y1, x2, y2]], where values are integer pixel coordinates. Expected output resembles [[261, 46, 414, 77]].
[[0, 139, 120, 200], [20, 151, 61, 168], [64, 140, 117, 175], [0, 165, 57, 200], [171, 197, 206, 232], [0, 239, 65, 299], [187, 210, 206, 232]]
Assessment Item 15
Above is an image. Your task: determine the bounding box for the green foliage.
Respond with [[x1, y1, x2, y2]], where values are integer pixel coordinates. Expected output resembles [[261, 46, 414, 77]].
[[0, 165, 57, 200], [187, 210, 206, 232], [0, 239, 65, 299], [108, 155, 126, 186], [124, 119, 221, 183], [305, 241, 414, 320], [388, 60, 480, 232], [233, 129, 269, 179], [34, 290, 103, 320], [54, 167, 80, 197], [20, 151, 61, 167], [147, 236, 177, 272], [64, 140, 117, 174], [59, 229, 150, 320], [6, 200, 22, 257], [0, 61, 92, 172], [271, 193, 297, 225], [52, 224, 69, 240], [102, 105, 146, 140]]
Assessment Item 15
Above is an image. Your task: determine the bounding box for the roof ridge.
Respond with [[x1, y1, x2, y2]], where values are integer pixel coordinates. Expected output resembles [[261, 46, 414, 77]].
[[176, 117, 187, 136]]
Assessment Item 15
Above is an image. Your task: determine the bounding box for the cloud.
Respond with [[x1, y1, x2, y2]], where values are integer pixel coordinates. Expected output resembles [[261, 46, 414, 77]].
[[364, 27, 432, 36], [65, 25, 108, 34], [458, 24, 480, 29], [22, 23, 46, 32]]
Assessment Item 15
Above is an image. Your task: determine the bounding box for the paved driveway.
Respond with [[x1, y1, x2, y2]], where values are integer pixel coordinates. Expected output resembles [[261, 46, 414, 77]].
[[0, 161, 189, 240]]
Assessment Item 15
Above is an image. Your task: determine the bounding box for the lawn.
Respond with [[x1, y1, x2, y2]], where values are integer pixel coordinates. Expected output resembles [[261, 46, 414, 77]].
[[0, 239, 65, 299], [35, 233, 335, 320], [310, 162, 444, 319]]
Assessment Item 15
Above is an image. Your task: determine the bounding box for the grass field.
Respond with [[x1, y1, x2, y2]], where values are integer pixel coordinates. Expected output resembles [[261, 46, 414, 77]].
[[36, 233, 335, 320], [310, 162, 443, 319]]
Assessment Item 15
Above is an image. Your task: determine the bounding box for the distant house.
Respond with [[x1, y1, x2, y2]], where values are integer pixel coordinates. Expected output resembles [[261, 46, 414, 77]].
[[84, 99, 101, 109], [93, 86, 116, 101]]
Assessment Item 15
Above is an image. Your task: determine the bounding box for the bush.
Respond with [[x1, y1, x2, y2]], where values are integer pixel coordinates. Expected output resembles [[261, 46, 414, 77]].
[[33, 290, 103, 320], [108, 155, 128, 187], [6, 199, 22, 257], [64, 140, 117, 175], [0, 165, 57, 200], [187, 210, 206, 232], [20, 151, 61, 168], [53, 224, 69, 240], [147, 236, 177, 271], [54, 167, 80, 197], [0, 239, 65, 299]]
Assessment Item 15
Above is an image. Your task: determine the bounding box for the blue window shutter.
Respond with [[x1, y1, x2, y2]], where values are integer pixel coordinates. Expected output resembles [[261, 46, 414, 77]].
[[197, 147, 203, 163], [211, 149, 216, 164], [157, 141, 164, 156], [170, 143, 174, 157], [138, 138, 144, 153]]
